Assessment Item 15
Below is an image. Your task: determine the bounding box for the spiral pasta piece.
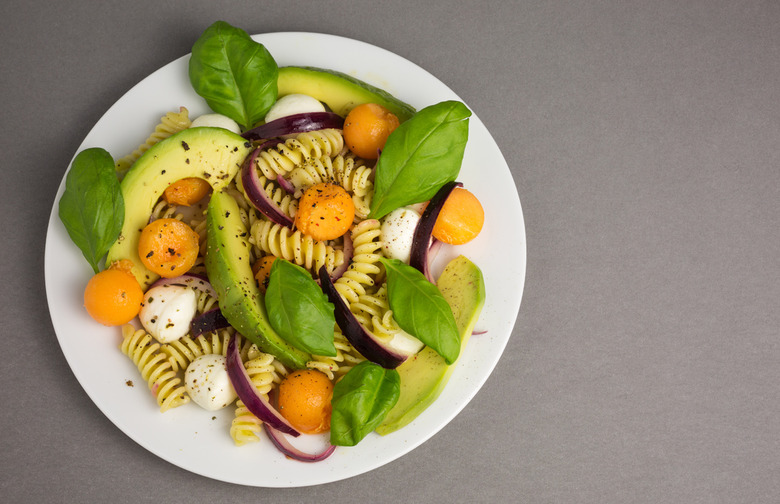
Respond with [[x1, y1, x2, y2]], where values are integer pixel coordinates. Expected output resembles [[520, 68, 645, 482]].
[[229, 353, 284, 446], [160, 330, 256, 373], [149, 199, 185, 222], [249, 217, 345, 276], [286, 154, 374, 219], [120, 325, 189, 412], [349, 285, 406, 343], [115, 107, 191, 175], [307, 327, 365, 380], [251, 129, 345, 180], [334, 219, 383, 305]]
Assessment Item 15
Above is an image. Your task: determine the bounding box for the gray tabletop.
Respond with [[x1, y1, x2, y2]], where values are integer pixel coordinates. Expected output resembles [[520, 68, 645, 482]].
[[3, 1, 779, 502]]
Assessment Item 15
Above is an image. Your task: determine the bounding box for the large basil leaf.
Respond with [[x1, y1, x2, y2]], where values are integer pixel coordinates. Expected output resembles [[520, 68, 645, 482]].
[[330, 361, 401, 446], [369, 100, 471, 219], [188, 21, 278, 130], [58, 148, 124, 274], [264, 259, 337, 356], [379, 258, 460, 364]]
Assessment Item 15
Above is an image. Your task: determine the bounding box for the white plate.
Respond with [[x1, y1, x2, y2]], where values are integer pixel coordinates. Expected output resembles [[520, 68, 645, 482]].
[[44, 32, 526, 487]]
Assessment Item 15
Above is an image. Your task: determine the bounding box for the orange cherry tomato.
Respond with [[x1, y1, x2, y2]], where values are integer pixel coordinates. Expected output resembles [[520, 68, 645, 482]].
[[277, 369, 334, 434], [294, 183, 355, 241], [83, 261, 144, 326], [343, 103, 400, 160], [432, 187, 485, 245], [163, 177, 211, 206], [138, 218, 200, 277]]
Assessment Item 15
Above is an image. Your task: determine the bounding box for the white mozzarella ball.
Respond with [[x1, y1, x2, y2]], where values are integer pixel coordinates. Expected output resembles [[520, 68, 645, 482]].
[[264, 94, 326, 123], [387, 330, 425, 356], [190, 113, 241, 134], [138, 284, 198, 343], [184, 354, 237, 411], [380, 207, 422, 263]]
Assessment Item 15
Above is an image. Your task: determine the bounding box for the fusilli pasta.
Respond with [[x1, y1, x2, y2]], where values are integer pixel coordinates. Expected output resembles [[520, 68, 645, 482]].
[[229, 353, 285, 446], [120, 324, 189, 412], [307, 327, 365, 380], [334, 219, 383, 304], [251, 129, 345, 180], [249, 217, 345, 276], [115, 107, 191, 175]]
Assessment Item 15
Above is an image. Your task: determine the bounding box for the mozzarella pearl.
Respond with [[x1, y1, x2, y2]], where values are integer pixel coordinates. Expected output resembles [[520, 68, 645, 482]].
[[380, 207, 422, 263], [190, 113, 241, 134], [264, 94, 326, 123], [138, 284, 198, 343], [184, 354, 237, 411], [387, 329, 425, 356]]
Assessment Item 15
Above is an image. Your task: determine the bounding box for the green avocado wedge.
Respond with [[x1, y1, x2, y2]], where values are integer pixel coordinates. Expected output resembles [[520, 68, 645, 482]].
[[105, 127, 251, 288], [277, 66, 416, 122], [205, 191, 311, 370], [376, 255, 486, 435]]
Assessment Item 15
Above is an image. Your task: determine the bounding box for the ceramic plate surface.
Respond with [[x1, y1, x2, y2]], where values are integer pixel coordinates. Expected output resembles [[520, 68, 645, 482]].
[[44, 32, 525, 487]]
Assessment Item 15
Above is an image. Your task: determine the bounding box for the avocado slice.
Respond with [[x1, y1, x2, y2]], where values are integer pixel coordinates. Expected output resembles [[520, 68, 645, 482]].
[[106, 127, 252, 288], [277, 66, 416, 122], [376, 255, 486, 435], [205, 191, 311, 369]]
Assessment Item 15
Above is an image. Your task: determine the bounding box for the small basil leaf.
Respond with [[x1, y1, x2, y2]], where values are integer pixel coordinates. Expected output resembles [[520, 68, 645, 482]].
[[379, 258, 460, 364], [189, 21, 278, 130], [369, 100, 471, 219], [330, 361, 401, 446], [264, 259, 337, 356], [58, 148, 124, 274]]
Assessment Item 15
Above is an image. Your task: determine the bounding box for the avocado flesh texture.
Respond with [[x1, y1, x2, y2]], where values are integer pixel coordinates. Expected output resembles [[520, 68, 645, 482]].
[[376, 255, 486, 435], [106, 127, 251, 288], [277, 66, 416, 122], [205, 191, 311, 370]]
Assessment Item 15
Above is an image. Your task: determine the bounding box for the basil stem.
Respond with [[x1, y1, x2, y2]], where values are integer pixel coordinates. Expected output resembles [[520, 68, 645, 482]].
[[330, 361, 401, 446], [58, 148, 124, 274], [188, 20, 278, 130], [369, 100, 471, 219], [264, 259, 337, 357], [379, 258, 461, 365]]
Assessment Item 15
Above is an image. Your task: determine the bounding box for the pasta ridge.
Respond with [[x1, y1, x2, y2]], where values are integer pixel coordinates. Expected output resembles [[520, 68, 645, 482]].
[[307, 327, 365, 380], [249, 217, 345, 276], [229, 353, 284, 446], [120, 325, 189, 412], [334, 219, 383, 305], [115, 107, 191, 175], [252, 128, 344, 180]]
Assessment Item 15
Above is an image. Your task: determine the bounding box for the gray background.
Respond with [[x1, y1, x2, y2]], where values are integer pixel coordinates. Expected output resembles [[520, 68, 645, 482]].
[[2, 0, 778, 502]]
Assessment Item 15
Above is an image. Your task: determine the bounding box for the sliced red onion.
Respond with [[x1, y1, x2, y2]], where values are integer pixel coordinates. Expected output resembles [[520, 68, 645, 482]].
[[190, 308, 230, 337], [262, 390, 336, 462], [328, 231, 353, 282], [225, 334, 300, 437], [264, 425, 336, 462], [149, 272, 216, 298], [242, 112, 344, 141], [276, 175, 295, 194], [425, 239, 444, 283], [241, 148, 295, 227], [409, 181, 462, 281], [319, 266, 413, 369]]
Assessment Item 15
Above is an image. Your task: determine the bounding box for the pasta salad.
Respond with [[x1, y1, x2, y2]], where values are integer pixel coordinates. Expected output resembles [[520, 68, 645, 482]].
[[57, 21, 486, 462]]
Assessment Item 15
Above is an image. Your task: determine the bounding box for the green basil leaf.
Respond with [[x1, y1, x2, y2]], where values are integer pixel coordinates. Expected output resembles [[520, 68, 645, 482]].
[[264, 259, 337, 356], [369, 100, 471, 219], [330, 361, 401, 446], [379, 258, 460, 364], [188, 20, 278, 130], [58, 148, 124, 274]]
